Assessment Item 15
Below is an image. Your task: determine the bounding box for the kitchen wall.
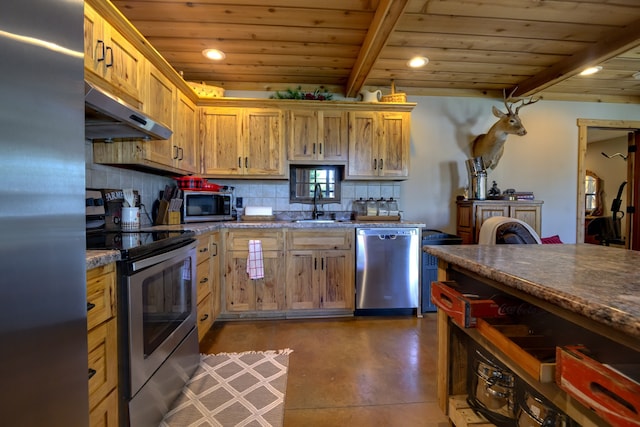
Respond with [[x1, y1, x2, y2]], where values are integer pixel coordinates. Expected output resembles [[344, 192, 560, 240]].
[[402, 96, 640, 242], [87, 92, 640, 241], [85, 140, 174, 226], [85, 140, 400, 222]]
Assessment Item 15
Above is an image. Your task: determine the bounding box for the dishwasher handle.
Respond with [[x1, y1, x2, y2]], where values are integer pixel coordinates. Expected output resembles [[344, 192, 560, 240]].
[[357, 228, 419, 239]]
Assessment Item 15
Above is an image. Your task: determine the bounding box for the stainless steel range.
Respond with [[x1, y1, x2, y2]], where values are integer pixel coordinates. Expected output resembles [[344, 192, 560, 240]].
[[87, 230, 199, 427]]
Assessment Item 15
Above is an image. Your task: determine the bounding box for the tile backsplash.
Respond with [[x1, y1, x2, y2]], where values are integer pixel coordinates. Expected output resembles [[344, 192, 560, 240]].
[[86, 141, 403, 223]]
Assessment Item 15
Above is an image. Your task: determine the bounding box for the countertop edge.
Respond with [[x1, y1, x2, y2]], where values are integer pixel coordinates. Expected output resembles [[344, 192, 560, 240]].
[[423, 244, 640, 342]]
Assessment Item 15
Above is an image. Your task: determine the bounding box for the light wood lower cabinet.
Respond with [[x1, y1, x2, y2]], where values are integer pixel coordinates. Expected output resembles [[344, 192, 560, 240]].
[[220, 228, 356, 318], [456, 199, 543, 244], [87, 263, 118, 427], [285, 230, 354, 313], [223, 230, 285, 312], [195, 231, 220, 341]]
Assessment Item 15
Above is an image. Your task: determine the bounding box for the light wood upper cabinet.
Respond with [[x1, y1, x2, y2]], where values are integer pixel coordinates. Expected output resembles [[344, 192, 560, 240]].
[[346, 111, 410, 179], [142, 62, 175, 167], [201, 107, 285, 177], [287, 109, 348, 162], [92, 64, 198, 174], [174, 91, 199, 173], [84, 3, 142, 102]]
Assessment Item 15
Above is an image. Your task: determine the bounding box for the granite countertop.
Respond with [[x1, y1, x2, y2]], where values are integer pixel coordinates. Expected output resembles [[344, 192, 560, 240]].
[[86, 249, 120, 270], [423, 244, 640, 341], [145, 220, 427, 235], [86, 220, 425, 268]]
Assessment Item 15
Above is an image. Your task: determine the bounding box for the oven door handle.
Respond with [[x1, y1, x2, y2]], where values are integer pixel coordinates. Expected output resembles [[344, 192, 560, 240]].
[[130, 240, 197, 272]]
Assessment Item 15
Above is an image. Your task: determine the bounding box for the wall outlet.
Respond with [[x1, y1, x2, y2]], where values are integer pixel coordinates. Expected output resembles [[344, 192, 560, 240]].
[[236, 197, 243, 208]]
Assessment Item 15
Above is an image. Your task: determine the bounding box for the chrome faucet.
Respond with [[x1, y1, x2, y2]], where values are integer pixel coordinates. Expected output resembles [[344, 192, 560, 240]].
[[312, 183, 324, 219]]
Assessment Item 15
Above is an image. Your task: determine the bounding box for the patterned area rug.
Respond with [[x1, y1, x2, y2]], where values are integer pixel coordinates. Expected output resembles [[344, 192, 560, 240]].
[[160, 349, 292, 427]]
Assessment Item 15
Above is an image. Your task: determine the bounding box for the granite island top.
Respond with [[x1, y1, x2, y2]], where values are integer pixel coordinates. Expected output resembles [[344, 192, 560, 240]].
[[423, 243, 640, 342]]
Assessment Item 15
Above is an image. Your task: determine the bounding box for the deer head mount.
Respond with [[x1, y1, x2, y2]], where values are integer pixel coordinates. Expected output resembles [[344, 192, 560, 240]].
[[471, 88, 539, 171]]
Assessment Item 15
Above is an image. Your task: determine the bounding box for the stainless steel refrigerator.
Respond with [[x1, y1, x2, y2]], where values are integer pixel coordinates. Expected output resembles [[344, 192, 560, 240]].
[[0, 1, 88, 426]]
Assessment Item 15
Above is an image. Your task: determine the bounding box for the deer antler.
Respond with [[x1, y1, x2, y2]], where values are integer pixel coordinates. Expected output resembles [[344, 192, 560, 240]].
[[503, 87, 518, 114], [515, 96, 540, 115]]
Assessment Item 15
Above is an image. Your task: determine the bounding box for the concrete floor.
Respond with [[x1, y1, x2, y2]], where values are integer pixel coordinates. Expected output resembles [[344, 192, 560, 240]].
[[199, 314, 449, 426]]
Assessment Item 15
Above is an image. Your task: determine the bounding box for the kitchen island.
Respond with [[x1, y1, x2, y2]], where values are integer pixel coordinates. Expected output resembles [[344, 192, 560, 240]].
[[423, 243, 640, 427]]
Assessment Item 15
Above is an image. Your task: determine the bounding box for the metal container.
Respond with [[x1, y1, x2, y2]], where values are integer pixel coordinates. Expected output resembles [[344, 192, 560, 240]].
[[517, 391, 567, 427], [466, 157, 487, 200], [471, 353, 516, 420]]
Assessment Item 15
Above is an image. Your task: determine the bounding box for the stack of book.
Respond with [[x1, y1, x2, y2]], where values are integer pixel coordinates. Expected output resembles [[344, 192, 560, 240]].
[[513, 191, 535, 200]]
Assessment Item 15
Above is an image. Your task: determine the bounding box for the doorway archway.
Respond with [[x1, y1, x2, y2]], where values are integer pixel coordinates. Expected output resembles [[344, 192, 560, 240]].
[[577, 118, 640, 248]]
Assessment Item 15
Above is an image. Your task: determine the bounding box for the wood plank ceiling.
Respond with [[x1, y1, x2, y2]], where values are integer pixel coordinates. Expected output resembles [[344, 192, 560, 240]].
[[112, 0, 640, 102]]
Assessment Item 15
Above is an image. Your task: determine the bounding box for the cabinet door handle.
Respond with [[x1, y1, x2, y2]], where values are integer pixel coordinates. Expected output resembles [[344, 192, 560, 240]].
[[314, 257, 317, 270], [379, 159, 383, 170], [313, 143, 316, 155], [238, 157, 242, 168], [199, 246, 209, 253], [321, 258, 324, 270], [87, 302, 96, 312], [319, 143, 323, 155], [96, 40, 105, 62], [105, 46, 113, 68], [88, 368, 97, 380], [373, 159, 377, 170], [199, 313, 209, 322], [245, 157, 248, 168], [211, 242, 218, 256], [178, 147, 184, 160]]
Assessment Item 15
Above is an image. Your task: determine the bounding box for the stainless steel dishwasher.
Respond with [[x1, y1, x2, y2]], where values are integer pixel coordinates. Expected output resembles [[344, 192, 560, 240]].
[[355, 228, 420, 312]]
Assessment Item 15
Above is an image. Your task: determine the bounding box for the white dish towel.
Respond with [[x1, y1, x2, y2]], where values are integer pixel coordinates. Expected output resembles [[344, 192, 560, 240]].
[[246, 240, 264, 279]]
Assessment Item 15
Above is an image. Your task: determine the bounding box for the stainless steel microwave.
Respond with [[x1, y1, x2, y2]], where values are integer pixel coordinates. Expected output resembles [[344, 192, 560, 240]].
[[182, 191, 233, 222]]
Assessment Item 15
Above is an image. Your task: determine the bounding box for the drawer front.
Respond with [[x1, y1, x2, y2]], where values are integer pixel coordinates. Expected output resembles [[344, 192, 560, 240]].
[[431, 281, 500, 328], [88, 320, 117, 410], [226, 230, 283, 251], [477, 318, 556, 383], [287, 229, 353, 250], [557, 345, 640, 426], [87, 264, 116, 331], [196, 234, 211, 265], [89, 387, 118, 427], [197, 292, 214, 341], [196, 259, 211, 303]]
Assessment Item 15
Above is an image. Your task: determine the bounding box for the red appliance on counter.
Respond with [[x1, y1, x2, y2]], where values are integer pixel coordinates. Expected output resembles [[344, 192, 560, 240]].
[[175, 176, 223, 191]]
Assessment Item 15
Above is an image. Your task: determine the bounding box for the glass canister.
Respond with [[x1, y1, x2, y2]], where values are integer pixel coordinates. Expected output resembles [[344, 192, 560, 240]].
[[377, 198, 389, 215], [366, 198, 378, 216], [387, 198, 399, 216], [353, 198, 367, 217]]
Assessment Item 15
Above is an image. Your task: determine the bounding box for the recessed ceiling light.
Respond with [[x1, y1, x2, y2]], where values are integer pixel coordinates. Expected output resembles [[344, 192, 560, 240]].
[[407, 56, 429, 68], [202, 48, 225, 60], [579, 66, 602, 76]]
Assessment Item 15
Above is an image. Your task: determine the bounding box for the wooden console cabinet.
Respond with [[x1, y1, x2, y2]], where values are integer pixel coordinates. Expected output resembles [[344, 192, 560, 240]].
[[456, 199, 543, 244]]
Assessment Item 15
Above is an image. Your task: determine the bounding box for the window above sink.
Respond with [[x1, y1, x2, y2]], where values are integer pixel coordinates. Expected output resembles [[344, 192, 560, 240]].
[[289, 165, 342, 204]]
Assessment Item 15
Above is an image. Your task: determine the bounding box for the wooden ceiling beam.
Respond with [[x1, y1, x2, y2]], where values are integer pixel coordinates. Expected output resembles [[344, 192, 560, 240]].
[[513, 18, 640, 98], [345, 0, 410, 98]]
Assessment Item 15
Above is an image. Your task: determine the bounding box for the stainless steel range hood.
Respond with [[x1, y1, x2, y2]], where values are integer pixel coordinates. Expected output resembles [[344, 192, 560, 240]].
[[85, 81, 173, 142]]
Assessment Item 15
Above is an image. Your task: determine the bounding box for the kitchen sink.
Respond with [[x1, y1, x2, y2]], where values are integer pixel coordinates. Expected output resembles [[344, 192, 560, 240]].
[[292, 219, 339, 223]]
